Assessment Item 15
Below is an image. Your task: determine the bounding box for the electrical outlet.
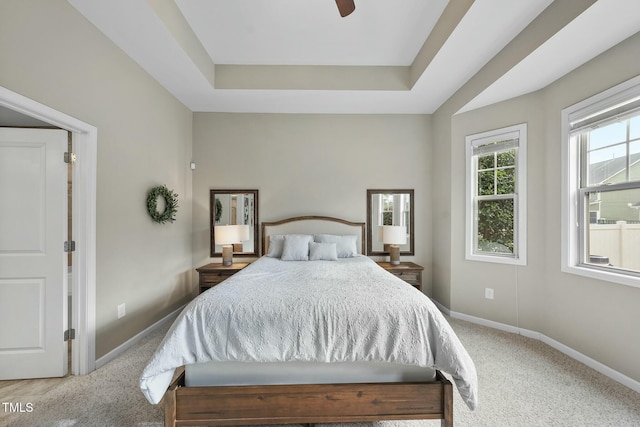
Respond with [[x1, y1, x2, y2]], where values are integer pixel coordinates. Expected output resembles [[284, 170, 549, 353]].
[[485, 288, 494, 300], [117, 303, 126, 319]]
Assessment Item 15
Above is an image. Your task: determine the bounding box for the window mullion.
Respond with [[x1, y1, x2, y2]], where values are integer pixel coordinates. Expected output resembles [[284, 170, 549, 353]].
[[585, 181, 640, 193], [493, 152, 498, 196], [477, 194, 514, 201], [578, 187, 589, 266], [513, 193, 519, 258], [579, 134, 588, 187], [627, 119, 631, 182]]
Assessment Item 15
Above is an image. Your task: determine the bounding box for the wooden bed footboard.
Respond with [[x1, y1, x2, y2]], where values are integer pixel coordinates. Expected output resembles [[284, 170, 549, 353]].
[[163, 370, 453, 427]]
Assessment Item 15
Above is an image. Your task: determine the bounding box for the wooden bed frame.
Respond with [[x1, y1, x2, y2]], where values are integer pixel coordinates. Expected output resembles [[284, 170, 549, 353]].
[[162, 216, 454, 427], [164, 368, 453, 427]]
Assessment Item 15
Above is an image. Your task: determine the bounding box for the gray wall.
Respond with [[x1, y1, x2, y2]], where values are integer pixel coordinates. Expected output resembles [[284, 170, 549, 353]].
[[0, 0, 194, 358], [435, 32, 640, 384], [192, 113, 433, 294]]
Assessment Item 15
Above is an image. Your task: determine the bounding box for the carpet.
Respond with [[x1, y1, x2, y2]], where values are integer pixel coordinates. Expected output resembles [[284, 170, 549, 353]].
[[2, 316, 640, 427]]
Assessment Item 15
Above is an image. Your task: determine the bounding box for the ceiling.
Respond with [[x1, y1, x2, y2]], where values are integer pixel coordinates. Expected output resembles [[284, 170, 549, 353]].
[[67, 0, 640, 114]]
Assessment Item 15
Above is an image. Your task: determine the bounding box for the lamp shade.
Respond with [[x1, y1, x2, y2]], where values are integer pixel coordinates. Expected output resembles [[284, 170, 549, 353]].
[[238, 224, 250, 241], [215, 225, 241, 245], [379, 225, 407, 245]]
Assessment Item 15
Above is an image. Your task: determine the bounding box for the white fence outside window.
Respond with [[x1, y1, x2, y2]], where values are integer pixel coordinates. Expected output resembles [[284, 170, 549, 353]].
[[589, 221, 640, 272]]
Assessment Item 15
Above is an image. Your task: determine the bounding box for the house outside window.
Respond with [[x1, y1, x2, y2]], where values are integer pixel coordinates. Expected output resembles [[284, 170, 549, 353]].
[[466, 124, 527, 265], [562, 75, 640, 288]]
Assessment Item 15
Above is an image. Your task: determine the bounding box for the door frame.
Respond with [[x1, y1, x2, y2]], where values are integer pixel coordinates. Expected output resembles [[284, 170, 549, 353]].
[[0, 86, 97, 375]]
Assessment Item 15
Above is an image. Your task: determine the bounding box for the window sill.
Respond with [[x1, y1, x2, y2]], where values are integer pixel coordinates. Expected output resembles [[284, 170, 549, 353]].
[[562, 264, 640, 289], [466, 253, 526, 266]]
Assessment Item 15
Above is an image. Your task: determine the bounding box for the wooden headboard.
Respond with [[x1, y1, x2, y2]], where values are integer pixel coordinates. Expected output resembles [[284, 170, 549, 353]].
[[261, 216, 366, 256]]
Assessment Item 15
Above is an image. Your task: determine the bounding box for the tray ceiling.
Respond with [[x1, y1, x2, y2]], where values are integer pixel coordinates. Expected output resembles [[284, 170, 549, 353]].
[[68, 0, 640, 114]]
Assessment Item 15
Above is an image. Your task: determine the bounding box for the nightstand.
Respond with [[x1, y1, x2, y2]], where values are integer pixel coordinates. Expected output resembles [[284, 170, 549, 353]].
[[377, 262, 424, 292], [196, 262, 250, 294]]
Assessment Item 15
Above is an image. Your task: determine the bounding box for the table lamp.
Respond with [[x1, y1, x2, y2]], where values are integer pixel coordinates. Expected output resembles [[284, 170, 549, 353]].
[[379, 225, 407, 265], [215, 225, 241, 266]]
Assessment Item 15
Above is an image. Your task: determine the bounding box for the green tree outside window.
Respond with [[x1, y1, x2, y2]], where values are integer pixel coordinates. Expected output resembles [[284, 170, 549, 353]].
[[477, 149, 516, 254]]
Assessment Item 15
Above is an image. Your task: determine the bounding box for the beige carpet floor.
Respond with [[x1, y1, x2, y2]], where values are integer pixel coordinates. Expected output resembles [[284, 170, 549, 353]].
[[2, 316, 640, 427]]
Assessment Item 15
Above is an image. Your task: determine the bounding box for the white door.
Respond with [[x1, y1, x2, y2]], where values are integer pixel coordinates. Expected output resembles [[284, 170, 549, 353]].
[[0, 128, 68, 379]]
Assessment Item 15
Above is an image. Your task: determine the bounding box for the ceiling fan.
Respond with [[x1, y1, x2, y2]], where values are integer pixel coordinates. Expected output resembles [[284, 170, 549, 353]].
[[335, 0, 355, 17]]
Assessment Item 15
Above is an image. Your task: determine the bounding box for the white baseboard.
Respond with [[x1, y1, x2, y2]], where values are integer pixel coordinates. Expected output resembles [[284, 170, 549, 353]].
[[95, 305, 184, 369], [432, 300, 640, 395]]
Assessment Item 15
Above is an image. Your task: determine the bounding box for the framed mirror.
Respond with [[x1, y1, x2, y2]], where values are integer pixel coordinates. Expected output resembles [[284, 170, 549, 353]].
[[367, 189, 414, 256], [210, 189, 259, 257]]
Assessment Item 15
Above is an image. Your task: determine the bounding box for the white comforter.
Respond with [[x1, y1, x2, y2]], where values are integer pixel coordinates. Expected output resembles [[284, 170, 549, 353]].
[[139, 256, 478, 409]]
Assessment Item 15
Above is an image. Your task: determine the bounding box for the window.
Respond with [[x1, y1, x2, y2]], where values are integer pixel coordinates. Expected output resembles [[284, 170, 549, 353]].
[[466, 124, 527, 265], [381, 194, 394, 225], [563, 75, 640, 287]]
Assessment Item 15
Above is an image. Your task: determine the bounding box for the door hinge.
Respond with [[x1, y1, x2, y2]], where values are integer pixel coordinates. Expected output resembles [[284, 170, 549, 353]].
[[64, 152, 76, 164], [64, 241, 76, 252], [64, 329, 76, 341]]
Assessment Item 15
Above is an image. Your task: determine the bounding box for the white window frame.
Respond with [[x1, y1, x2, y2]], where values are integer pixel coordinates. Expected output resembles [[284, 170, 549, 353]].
[[562, 74, 640, 289], [465, 123, 527, 265]]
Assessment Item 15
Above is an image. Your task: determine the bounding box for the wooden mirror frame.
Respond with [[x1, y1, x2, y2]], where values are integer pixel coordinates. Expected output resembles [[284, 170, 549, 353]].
[[210, 189, 259, 258], [367, 189, 414, 256]]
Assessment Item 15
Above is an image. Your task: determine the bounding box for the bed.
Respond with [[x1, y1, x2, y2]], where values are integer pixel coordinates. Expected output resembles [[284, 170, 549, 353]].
[[140, 216, 477, 427]]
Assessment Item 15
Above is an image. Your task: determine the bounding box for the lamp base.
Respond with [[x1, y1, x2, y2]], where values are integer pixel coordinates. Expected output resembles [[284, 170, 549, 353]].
[[389, 244, 400, 265], [222, 245, 233, 266]]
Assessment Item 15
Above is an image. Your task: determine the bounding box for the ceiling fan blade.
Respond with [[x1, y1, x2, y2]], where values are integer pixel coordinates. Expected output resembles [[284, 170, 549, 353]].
[[335, 0, 355, 17]]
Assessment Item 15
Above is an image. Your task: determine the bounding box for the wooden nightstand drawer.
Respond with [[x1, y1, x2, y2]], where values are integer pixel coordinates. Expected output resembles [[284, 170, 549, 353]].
[[201, 272, 234, 284], [393, 271, 420, 282], [196, 262, 250, 294], [377, 262, 424, 292]]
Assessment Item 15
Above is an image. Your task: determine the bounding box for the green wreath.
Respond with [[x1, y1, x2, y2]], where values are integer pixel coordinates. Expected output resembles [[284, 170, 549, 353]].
[[146, 185, 178, 224], [215, 198, 222, 222]]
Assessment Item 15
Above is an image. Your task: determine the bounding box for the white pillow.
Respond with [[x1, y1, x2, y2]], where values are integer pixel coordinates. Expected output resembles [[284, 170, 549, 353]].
[[281, 235, 313, 261], [266, 235, 285, 258], [314, 234, 358, 258], [309, 242, 338, 261]]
